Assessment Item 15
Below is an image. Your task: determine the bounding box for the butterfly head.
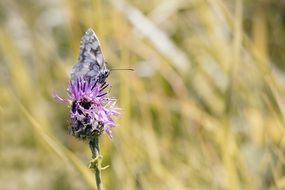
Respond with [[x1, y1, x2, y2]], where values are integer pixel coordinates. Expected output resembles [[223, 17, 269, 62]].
[[103, 68, 110, 78], [98, 66, 110, 83]]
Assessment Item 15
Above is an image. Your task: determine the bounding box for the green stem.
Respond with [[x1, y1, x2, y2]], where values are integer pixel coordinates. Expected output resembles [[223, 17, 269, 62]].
[[89, 137, 104, 190]]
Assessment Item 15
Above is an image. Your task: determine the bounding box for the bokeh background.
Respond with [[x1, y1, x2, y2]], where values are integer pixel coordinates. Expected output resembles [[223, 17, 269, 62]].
[[1, 0, 285, 189]]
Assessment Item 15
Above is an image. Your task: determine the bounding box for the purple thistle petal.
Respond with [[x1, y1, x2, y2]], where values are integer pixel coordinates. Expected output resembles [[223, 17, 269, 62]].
[[52, 93, 68, 103]]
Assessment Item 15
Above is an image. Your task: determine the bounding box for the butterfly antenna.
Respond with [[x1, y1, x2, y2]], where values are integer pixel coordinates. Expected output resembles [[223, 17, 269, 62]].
[[110, 68, 134, 71]]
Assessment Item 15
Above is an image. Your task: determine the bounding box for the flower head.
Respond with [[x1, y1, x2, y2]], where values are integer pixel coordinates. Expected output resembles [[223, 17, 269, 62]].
[[55, 77, 119, 139]]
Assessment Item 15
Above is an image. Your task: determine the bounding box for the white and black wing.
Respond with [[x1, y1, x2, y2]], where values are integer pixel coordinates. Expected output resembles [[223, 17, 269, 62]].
[[70, 28, 107, 82]]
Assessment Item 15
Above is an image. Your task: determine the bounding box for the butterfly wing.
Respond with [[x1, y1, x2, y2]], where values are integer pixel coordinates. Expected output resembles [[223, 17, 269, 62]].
[[70, 28, 106, 82]]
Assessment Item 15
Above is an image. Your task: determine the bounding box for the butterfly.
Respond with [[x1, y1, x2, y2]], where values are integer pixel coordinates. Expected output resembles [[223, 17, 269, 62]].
[[70, 28, 110, 84]]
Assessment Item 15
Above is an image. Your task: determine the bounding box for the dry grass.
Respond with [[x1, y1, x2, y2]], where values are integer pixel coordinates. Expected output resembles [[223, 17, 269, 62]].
[[1, 0, 285, 189]]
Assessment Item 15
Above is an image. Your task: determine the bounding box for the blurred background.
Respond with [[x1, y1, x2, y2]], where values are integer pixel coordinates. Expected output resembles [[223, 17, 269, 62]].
[[1, 0, 285, 189]]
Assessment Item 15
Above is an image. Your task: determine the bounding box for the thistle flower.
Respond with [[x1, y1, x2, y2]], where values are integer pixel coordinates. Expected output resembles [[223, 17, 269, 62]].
[[54, 77, 119, 139], [68, 77, 119, 139]]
